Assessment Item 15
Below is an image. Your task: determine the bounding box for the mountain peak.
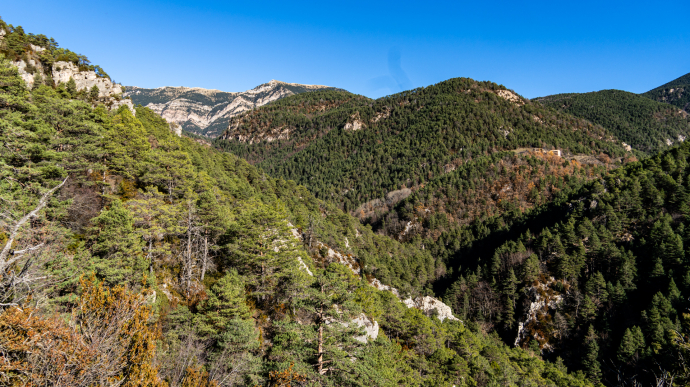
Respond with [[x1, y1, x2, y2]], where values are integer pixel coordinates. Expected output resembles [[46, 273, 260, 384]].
[[126, 81, 343, 137]]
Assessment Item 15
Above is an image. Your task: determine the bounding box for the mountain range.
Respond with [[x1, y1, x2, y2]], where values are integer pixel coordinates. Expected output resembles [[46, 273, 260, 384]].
[[2, 15, 690, 387], [125, 81, 342, 137]]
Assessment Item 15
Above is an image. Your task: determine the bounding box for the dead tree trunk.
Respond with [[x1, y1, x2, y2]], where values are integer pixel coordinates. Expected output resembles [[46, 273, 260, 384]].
[[317, 283, 326, 375], [200, 233, 208, 281], [0, 177, 68, 271], [185, 202, 193, 295]]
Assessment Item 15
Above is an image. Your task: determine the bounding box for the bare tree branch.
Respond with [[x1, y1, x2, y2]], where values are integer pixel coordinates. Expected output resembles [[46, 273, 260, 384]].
[[0, 176, 68, 269]]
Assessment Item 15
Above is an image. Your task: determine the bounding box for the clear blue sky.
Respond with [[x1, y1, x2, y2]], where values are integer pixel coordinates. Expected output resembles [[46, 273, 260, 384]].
[[3, 0, 689, 99]]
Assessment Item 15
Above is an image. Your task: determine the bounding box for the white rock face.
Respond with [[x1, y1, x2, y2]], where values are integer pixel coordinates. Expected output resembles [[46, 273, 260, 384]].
[[170, 122, 182, 137], [403, 296, 460, 321], [344, 112, 366, 131], [7, 44, 135, 115], [126, 80, 337, 137], [315, 241, 361, 275], [11, 59, 43, 88], [287, 223, 459, 327], [352, 313, 379, 343], [496, 89, 524, 105], [52, 61, 122, 98], [370, 278, 401, 298], [622, 142, 632, 152]]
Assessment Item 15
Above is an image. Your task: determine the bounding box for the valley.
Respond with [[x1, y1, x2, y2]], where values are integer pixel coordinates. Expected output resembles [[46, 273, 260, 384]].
[[1, 15, 690, 387]]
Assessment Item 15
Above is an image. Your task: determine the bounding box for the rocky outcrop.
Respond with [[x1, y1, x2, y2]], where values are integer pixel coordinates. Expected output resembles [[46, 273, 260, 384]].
[[7, 44, 135, 115], [496, 89, 525, 106], [403, 296, 460, 322], [125, 80, 339, 137], [344, 112, 366, 131], [52, 61, 122, 98], [287, 223, 460, 324], [514, 277, 565, 351], [352, 313, 379, 343]]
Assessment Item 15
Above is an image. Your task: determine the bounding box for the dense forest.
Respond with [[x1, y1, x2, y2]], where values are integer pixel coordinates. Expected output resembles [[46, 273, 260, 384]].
[[365, 150, 616, 241], [0, 19, 603, 386], [535, 89, 690, 154], [643, 72, 690, 114], [422, 142, 690, 386], [216, 81, 630, 215]]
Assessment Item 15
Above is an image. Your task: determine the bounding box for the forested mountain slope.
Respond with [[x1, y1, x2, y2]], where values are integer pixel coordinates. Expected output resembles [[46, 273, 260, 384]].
[[126, 81, 343, 137], [0, 18, 596, 387], [217, 79, 630, 216], [643, 71, 690, 114], [535, 89, 690, 154], [419, 141, 690, 386]]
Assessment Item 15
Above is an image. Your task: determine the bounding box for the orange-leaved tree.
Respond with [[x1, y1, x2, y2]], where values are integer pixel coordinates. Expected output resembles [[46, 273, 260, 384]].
[[0, 274, 166, 387]]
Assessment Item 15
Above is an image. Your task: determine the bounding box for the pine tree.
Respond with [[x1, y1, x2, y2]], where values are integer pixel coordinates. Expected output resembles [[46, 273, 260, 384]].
[[126, 187, 184, 273], [522, 254, 540, 283], [89, 84, 99, 100], [300, 263, 363, 377], [617, 328, 637, 362], [582, 295, 597, 321], [228, 200, 307, 306], [65, 77, 77, 97], [502, 268, 518, 329], [582, 325, 602, 383], [586, 271, 609, 303], [103, 107, 151, 179], [90, 199, 147, 286], [198, 269, 251, 336]]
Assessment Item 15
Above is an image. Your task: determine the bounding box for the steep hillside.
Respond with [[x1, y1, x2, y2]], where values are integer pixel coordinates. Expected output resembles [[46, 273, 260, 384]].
[[535, 90, 690, 154], [366, 150, 615, 242], [0, 18, 600, 387], [125, 81, 343, 137], [421, 141, 690, 386], [643, 71, 690, 113]]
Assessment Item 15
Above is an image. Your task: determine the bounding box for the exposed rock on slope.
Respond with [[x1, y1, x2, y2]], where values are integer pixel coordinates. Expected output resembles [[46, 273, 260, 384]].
[[1, 29, 134, 113], [125, 80, 342, 137], [653, 87, 690, 112], [643, 72, 690, 113], [288, 222, 460, 323], [514, 277, 565, 352], [51, 61, 123, 98]]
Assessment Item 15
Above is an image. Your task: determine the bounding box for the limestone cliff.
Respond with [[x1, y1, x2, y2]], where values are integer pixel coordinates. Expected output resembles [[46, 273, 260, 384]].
[[125, 81, 341, 137], [1, 27, 134, 114]]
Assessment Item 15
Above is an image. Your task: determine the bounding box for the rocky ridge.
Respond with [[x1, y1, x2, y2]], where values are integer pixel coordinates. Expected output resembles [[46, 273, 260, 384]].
[[125, 81, 341, 137], [1, 28, 134, 114]]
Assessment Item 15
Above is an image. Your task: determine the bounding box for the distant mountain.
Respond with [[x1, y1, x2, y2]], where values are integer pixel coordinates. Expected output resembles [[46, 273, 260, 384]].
[[125, 80, 343, 137], [535, 89, 690, 154], [642, 71, 690, 113]]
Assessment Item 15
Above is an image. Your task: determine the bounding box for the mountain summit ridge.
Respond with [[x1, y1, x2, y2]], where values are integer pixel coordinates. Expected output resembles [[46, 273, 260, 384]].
[[125, 80, 343, 137]]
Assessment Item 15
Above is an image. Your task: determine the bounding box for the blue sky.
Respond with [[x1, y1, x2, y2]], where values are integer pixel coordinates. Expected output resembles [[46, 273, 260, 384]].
[[3, 0, 689, 99]]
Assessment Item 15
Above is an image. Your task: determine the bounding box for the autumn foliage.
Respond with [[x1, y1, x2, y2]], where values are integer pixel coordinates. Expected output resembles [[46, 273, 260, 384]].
[[0, 274, 165, 387]]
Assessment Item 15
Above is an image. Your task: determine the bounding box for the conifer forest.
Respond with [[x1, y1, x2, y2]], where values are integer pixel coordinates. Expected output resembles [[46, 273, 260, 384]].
[[1, 16, 690, 387]]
